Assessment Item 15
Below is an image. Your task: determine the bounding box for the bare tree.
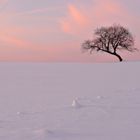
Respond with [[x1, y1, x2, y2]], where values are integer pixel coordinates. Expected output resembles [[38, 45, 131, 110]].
[[82, 25, 136, 62]]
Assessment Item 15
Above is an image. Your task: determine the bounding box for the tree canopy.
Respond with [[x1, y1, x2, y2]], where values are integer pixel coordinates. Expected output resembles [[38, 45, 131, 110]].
[[82, 25, 136, 61]]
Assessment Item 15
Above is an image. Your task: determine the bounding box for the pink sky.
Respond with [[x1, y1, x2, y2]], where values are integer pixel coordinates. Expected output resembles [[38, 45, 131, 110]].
[[0, 0, 140, 62]]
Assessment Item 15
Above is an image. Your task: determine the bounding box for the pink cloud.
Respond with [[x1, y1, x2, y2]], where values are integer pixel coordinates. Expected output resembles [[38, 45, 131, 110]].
[[0, 33, 48, 62], [1, 36, 28, 48], [93, 0, 123, 16], [60, 4, 88, 34], [90, 0, 130, 27], [60, 0, 129, 35], [68, 4, 87, 26]]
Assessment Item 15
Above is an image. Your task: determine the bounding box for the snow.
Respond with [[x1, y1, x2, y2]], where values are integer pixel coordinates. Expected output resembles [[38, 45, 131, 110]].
[[71, 99, 82, 108], [0, 62, 140, 140]]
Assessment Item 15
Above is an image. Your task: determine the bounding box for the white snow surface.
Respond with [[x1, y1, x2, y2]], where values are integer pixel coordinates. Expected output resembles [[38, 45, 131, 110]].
[[0, 62, 140, 140]]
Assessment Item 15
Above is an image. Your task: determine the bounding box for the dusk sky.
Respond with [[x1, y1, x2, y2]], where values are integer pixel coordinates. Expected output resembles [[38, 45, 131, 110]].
[[0, 0, 140, 62]]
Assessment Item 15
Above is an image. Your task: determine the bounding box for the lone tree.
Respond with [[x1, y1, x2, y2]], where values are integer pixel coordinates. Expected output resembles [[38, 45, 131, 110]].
[[82, 24, 135, 62]]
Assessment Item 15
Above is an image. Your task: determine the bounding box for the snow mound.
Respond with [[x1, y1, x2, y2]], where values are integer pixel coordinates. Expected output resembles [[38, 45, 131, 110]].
[[71, 99, 82, 108], [32, 128, 54, 139], [33, 128, 53, 135], [96, 95, 104, 99]]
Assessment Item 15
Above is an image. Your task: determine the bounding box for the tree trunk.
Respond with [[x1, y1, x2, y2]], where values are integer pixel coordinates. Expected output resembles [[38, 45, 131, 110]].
[[114, 53, 123, 62], [100, 49, 123, 62]]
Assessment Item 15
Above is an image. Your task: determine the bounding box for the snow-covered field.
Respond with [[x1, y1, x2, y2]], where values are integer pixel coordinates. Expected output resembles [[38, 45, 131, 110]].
[[0, 62, 140, 140]]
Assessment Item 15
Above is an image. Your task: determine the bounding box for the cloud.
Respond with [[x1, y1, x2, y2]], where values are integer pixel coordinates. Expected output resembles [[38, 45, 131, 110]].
[[14, 6, 62, 16], [60, 0, 130, 36], [0, 36, 27, 48], [68, 4, 87, 26], [60, 4, 88, 34], [90, 0, 128, 25]]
